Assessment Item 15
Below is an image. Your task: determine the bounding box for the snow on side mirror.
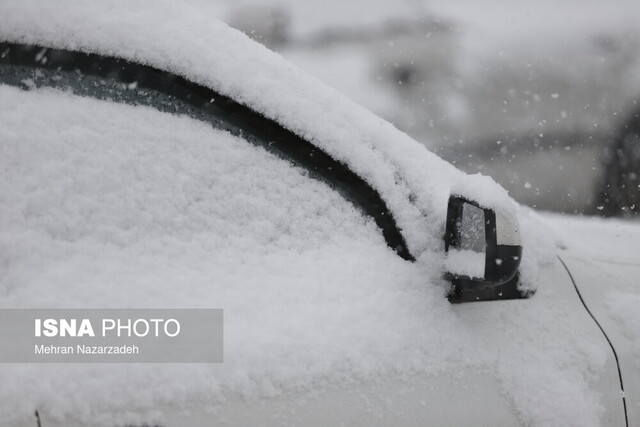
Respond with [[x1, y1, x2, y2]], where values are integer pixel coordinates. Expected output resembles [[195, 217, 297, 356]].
[[444, 195, 530, 303]]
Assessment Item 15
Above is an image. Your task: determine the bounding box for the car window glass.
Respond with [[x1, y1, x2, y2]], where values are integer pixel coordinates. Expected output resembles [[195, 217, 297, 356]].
[[0, 44, 413, 260], [0, 84, 392, 297]]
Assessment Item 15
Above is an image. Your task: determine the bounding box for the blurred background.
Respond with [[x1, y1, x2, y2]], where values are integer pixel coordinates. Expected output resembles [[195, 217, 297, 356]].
[[187, 0, 640, 217]]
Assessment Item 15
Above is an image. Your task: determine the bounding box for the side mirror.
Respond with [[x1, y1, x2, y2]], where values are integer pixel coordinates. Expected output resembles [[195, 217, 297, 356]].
[[444, 195, 531, 303]]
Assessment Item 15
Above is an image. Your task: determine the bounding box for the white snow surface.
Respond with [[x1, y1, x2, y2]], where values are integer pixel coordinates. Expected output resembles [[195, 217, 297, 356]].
[[542, 213, 640, 374], [443, 249, 485, 279], [0, 2, 625, 425], [542, 213, 640, 266], [0, 85, 447, 423], [607, 292, 640, 369], [451, 173, 517, 215], [0, 0, 520, 259], [0, 84, 608, 427]]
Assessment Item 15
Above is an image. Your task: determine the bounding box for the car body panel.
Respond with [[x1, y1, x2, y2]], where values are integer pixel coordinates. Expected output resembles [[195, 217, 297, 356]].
[[0, 2, 635, 426], [5, 252, 625, 426], [561, 254, 640, 424], [0, 0, 520, 259], [33, 371, 522, 427]]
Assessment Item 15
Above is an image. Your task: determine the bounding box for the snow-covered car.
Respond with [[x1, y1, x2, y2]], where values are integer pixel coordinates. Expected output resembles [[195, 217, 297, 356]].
[[244, 0, 640, 215], [0, 2, 639, 426]]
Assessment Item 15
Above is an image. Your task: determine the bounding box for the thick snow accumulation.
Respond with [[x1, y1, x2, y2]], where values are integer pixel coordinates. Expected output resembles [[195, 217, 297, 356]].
[[544, 213, 640, 369], [608, 292, 640, 369], [0, 1, 628, 425], [543, 213, 640, 368], [0, 0, 511, 259], [0, 84, 612, 427], [542, 213, 640, 266], [443, 249, 485, 278], [0, 85, 448, 422]]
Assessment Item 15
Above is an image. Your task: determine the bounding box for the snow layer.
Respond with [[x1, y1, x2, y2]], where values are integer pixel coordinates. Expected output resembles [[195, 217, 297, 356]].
[[541, 213, 640, 266], [541, 213, 640, 373], [0, 81, 610, 427], [607, 292, 640, 369], [0, 2, 619, 425], [0, 85, 452, 423], [0, 0, 506, 259], [443, 249, 485, 278]]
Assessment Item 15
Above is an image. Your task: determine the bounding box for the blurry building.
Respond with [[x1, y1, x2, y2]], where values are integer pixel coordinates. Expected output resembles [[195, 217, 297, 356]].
[[224, 1, 640, 215]]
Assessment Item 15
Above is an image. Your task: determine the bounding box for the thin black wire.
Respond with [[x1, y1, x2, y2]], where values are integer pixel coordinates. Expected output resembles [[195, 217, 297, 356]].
[[558, 255, 628, 427]]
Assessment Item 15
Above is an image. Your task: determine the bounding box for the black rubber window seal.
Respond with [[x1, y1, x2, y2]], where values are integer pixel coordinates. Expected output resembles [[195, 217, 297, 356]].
[[558, 255, 628, 427], [0, 42, 414, 261]]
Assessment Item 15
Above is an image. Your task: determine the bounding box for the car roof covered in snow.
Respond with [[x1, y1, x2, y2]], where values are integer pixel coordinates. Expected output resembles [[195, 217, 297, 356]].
[[0, 0, 515, 257], [1, 3, 624, 427]]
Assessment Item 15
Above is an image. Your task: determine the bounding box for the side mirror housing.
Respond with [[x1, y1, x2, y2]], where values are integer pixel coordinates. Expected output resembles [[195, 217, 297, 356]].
[[444, 195, 531, 303]]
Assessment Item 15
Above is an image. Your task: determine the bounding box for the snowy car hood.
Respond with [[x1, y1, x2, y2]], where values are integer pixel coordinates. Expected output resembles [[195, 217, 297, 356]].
[[0, 0, 517, 259]]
